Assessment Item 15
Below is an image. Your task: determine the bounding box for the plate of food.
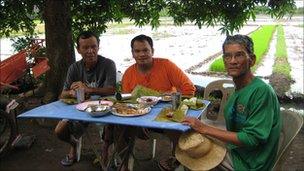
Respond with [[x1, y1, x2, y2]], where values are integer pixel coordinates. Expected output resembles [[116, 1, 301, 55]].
[[60, 98, 78, 105], [76, 100, 113, 111], [84, 104, 112, 117], [111, 103, 151, 117], [137, 96, 160, 106]]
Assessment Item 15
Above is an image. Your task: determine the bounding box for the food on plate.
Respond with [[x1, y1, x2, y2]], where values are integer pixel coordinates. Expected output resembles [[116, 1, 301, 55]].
[[137, 96, 160, 106], [166, 110, 174, 118], [112, 103, 150, 116], [60, 98, 77, 104], [85, 104, 111, 117], [165, 104, 188, 118], [76, 100, 113, 111], [155, 104, 188, 122], [161, 95, 172, 101], [146, 98, 153, 102]]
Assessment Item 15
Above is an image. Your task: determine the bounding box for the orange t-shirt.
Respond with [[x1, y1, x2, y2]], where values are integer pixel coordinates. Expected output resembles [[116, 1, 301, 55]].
[[122, 58, 195, 95]]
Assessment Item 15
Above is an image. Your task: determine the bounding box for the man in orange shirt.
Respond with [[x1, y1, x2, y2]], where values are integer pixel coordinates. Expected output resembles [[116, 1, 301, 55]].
[[122, 34, 195, 95], [117, 34, 195, 170]]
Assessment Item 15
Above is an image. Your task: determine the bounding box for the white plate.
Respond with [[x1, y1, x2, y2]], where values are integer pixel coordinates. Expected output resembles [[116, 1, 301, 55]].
[[76, 100, 113, 111]]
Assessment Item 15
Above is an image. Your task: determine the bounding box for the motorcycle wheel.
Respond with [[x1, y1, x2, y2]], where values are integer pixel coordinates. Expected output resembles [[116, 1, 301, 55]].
[[0, 110, 17, 158]]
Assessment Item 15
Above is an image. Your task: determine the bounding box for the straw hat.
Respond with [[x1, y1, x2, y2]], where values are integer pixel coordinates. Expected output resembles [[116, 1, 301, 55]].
[[175, 131, 226, 171]]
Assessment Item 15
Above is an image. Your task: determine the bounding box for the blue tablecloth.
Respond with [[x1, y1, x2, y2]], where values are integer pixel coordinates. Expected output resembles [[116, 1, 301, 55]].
[[18, 100, 209, 132]]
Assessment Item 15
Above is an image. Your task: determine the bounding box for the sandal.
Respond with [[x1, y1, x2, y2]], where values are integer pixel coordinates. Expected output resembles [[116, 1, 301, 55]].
[[158, 157, 180, 171], [60, 155, 76, 166]]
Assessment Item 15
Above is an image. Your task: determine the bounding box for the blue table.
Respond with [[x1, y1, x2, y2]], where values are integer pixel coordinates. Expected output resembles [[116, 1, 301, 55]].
[[18, 100, 209, 132]]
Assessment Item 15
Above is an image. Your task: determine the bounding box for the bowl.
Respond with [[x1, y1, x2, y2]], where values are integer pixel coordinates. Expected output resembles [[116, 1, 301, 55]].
[[85, 104, 111, 117], [137, 96, 160, 106]]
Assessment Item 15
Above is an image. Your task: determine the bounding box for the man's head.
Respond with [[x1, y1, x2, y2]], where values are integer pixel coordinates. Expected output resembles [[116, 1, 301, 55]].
[[76, 31, 100, 68], [222, 34, 256, 79], [131, 34, 154, 66]]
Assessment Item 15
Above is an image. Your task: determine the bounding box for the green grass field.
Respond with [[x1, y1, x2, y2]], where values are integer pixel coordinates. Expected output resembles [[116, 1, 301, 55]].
[[273, 25, 291, 79], [209, 25, 276, 72]]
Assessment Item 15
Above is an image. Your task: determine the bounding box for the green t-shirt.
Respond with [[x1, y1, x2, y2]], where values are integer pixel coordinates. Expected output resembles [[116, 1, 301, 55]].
[[224, 77, 281, 171]]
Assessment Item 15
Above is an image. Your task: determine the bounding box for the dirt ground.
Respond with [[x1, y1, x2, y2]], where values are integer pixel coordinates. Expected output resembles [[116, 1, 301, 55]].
[[0, 96, 303, 171], [0, 118, 173, 171]]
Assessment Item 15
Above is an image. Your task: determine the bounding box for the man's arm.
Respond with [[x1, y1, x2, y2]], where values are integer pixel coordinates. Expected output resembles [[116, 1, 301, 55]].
[[182, 117, 243, 146], [165, 60, 195, 96], [121, 67, 134, 93], [70, 81, 115, 97], [60, 64, 76, 99], [86, 86, 116, 96]]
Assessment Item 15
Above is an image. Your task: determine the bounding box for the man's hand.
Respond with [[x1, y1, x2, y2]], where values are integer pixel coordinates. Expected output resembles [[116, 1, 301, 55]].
[[183, 116, 242, 146], [68, 89, 76, 97], [70, 81, 87, 90], [70, 81, 92, 94], [60, 81, 88, 99], [182, 117, 206, 133]]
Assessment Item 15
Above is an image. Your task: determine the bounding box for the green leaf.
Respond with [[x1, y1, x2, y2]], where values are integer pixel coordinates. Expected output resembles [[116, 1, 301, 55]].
[[154, 105, 188, 123]]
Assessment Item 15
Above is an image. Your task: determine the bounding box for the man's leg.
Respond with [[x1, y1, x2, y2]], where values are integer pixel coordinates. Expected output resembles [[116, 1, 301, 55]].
[[55, 120, 70, 142], [54, 120, 77, 165], [54, 120, 87, 166], [100, 124, 113, 168]]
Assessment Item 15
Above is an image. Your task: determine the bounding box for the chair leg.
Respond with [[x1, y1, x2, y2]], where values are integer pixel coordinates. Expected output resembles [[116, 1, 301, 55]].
[[152, 139, 157, 159], [128, 154, 135, 171]]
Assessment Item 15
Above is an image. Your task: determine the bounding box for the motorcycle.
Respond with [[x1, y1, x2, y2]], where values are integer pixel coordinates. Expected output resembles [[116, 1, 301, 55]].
[[0, 97, 19, 157]]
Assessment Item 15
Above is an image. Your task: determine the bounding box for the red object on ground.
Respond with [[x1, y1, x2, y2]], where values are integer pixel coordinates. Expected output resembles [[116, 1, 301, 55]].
[[0, 39, 50, 90], [0, 50, 27, 89], [32, 57, 50, 78]]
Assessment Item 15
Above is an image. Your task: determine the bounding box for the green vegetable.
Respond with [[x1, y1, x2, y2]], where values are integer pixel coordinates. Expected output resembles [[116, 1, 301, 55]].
[[182, 97, 206, 110], [60, 98, 77, 104], [131, 85, 161, 99]]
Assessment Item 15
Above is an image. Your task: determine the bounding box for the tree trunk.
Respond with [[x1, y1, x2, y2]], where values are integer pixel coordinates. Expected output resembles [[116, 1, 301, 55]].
[[43, 0, 74, 102]]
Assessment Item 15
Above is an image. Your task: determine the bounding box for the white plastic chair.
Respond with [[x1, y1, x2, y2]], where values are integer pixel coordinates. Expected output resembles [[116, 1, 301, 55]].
[[272, 109, 303, 171], [202, 79, 234, 129]]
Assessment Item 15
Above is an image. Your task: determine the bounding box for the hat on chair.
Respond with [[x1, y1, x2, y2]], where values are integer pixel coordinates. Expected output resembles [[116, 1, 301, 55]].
[[175, 131, 226, 171]]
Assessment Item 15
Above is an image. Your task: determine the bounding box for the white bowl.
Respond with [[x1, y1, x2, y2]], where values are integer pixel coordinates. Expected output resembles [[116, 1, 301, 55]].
[[137, 96, 160, 106]]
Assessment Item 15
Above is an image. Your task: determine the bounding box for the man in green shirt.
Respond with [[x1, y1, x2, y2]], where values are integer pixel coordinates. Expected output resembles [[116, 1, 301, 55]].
[[182, 34, 281, 170]]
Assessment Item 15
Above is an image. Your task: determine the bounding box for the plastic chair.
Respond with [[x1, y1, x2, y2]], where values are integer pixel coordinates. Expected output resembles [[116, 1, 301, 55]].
[[272, 109, 303, 170], [202, 79, 235, 128]]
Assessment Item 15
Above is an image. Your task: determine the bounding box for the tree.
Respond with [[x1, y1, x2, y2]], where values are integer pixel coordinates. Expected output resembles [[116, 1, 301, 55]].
[[43, 0, 74, 101], [0, 0, 296, 101]]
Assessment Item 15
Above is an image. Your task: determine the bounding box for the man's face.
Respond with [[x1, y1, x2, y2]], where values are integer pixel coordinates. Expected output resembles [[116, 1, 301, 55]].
[[77, 36, 99, 66], [132, 40, 154, 65], [223, 43, 255, 79]]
